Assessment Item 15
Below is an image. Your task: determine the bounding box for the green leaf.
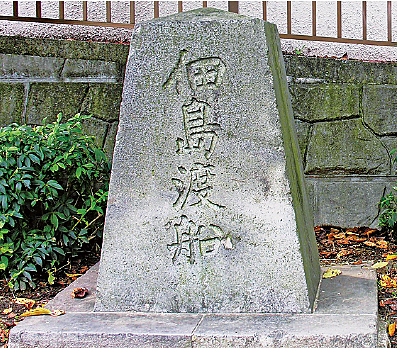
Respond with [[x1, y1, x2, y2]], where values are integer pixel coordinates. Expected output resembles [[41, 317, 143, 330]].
[[0, 195, 8, 210], [76, 167, 82, 179], [25, 263, 37, 272], [62, 234, 69, 245], [50, 213, 59, 230], [28, 153, 40, 163], [47, 180, 63, 190], [33, 256, 43, 267], [0, 256, 8, 270], [48, 271, 55, 285], [53, 247, 65, 256], [15, 182, 22, 192]]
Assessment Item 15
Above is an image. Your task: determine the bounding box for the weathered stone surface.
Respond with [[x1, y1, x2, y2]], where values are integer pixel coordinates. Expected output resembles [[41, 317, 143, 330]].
[[285, 55, 397, 84], [363, 85, 397, 135], [0, 35, 129, 64], [0, 54, 64, 79], [9, 313, 200, 348], [290, 83, 360, 121], [26, 82, 88, 124], [305, 118, 390, 175], [379, 136, 397, 173], [103, 121, 118, 158], [0, 83, 24, 125], [81, 117, 109, 149], [95, 8, 320, 314], [294, 119, 311, 163], [306, 177, 396, 227], [61, 59, 121, 81], [80, 83, 123, 122]]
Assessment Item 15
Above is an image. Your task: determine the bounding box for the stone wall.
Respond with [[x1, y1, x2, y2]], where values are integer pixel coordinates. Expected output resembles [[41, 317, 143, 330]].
[[285, 56, 397, 227], [1, 35, 396, 227], [0, 36, 129, 157]]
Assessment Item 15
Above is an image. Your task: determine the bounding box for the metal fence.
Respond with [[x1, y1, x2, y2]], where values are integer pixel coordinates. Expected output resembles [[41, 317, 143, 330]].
[[0, 1, 396, 47]]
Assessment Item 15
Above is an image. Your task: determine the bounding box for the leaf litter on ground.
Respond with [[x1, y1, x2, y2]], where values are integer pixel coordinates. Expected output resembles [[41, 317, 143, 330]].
[[0, 254, 99, 348], [315, 225, 397, 347]]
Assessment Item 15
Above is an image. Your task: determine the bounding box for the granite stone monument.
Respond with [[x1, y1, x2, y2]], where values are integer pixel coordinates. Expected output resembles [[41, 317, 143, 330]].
[[95, 8, 321, 314]]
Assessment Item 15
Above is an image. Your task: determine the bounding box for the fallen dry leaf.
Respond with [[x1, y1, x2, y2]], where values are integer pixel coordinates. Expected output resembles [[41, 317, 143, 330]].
[[389, 322, 396, 337], [323, 268, 342, 279], [371, 261, 389, 269], [387, 254, 397, 261], [364, 241, 377, 247], [20, 307, 52, 317], [50, 310, 65, 317], [65, 273, 83, 279], [381, 275, 397, 288], [365, 229, 378, 237], [2, 307, 12, 315], [13, 298, 35, 309], [320, 251, 337, 258], [7, 312, 17, 319], [336, 249, 352, 259], [336, 238, 350, 245], [71, 287, 89, 298], [20, 307, 65, 317], [347, 235, 367, 242], [376, 240, 389, 249], [333, 232, 346, 239]]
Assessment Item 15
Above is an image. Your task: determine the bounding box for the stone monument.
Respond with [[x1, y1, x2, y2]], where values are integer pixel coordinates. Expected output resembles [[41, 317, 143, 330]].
[[95, 8, 321, 314]]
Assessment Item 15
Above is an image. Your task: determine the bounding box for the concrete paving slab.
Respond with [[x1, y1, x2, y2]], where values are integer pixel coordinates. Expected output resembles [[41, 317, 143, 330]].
[[8, 264, 386, 348], [193, 313, 377, 347], [316, 265, 378, 315]]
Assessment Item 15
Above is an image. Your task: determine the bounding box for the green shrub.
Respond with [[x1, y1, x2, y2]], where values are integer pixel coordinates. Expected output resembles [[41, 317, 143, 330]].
[[0, 114, 110, 290], [379, 150, 397, 236]]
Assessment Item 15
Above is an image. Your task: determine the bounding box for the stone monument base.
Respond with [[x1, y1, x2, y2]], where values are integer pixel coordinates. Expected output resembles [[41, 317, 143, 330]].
[[9, 264, 387, 348]]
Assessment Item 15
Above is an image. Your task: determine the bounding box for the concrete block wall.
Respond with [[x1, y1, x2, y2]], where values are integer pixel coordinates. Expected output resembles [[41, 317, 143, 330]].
[[1, 35, 397, 227]]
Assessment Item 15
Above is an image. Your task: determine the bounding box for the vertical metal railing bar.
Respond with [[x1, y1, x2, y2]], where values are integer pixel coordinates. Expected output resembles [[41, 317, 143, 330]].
[[36, 1, 42, 18], [59, 1, 64, 20], [13, 1, 18, 17], [2, 0, 396, 46], [83, 1, 87, 21], [262, 1, 267, 21], [154, 1, 159, 18], [387, 1, 392, 42], [130, 1, 135, 25], [228, 1, 238, 14], [106, 1, 111, 23], [362, 1, 367, 40], [312, 1, 316, 36], [337, 1, 342, 38]]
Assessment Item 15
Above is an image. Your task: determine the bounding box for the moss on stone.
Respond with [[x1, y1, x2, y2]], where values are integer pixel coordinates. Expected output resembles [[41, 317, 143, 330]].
[[0, 83, 24, 126], [305, 118, 390, 175], [26, 83, 89, 124], [285, 55, 397, 85], [265, 21, 321, 312], [363, 85, 397, 135], [0, 36, 129, 65], [103, 121, 119, 159], [291, 83, 360, 121], [81, 83, 123, 122], [81, 117, 109, 149]]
